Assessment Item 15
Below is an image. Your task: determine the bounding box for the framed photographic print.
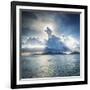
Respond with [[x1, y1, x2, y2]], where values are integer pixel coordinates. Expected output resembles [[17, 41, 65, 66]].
[[11, 1, 88, 89]]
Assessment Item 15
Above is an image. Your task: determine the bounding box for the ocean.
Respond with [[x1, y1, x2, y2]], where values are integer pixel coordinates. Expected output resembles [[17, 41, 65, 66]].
[[20, 54, 80, 79]]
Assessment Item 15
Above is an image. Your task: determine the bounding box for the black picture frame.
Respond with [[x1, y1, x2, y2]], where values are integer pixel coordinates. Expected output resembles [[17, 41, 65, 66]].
[[11, 1, 88, 89]]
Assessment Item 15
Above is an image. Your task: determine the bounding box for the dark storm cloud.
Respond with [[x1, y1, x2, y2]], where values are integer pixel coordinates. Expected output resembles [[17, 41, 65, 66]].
[[20, 10, 80, 42], [21, 10, 56, 38]]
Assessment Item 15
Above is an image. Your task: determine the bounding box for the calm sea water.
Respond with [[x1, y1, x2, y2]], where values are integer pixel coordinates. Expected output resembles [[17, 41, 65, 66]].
[[20, 54, 80, 79]]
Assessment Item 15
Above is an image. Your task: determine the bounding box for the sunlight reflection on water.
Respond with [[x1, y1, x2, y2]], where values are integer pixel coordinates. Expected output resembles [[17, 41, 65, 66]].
[[20, 54, 80, 79]]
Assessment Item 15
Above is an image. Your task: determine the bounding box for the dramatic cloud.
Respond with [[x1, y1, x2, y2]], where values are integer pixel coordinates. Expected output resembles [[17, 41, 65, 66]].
[[20, 10, 80, 53]]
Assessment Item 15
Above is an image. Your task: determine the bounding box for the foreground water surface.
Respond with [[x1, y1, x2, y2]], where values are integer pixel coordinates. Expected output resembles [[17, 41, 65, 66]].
[[20, 54, 80, 79]]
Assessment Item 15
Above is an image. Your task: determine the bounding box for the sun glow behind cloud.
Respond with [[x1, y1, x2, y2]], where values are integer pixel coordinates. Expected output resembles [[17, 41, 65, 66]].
[[28, 19, 57, 40], [21, 10, 80, 53]]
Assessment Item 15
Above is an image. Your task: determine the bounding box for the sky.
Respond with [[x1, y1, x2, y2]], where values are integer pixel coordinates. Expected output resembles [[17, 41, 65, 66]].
[[20, 9, 80, 50]]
